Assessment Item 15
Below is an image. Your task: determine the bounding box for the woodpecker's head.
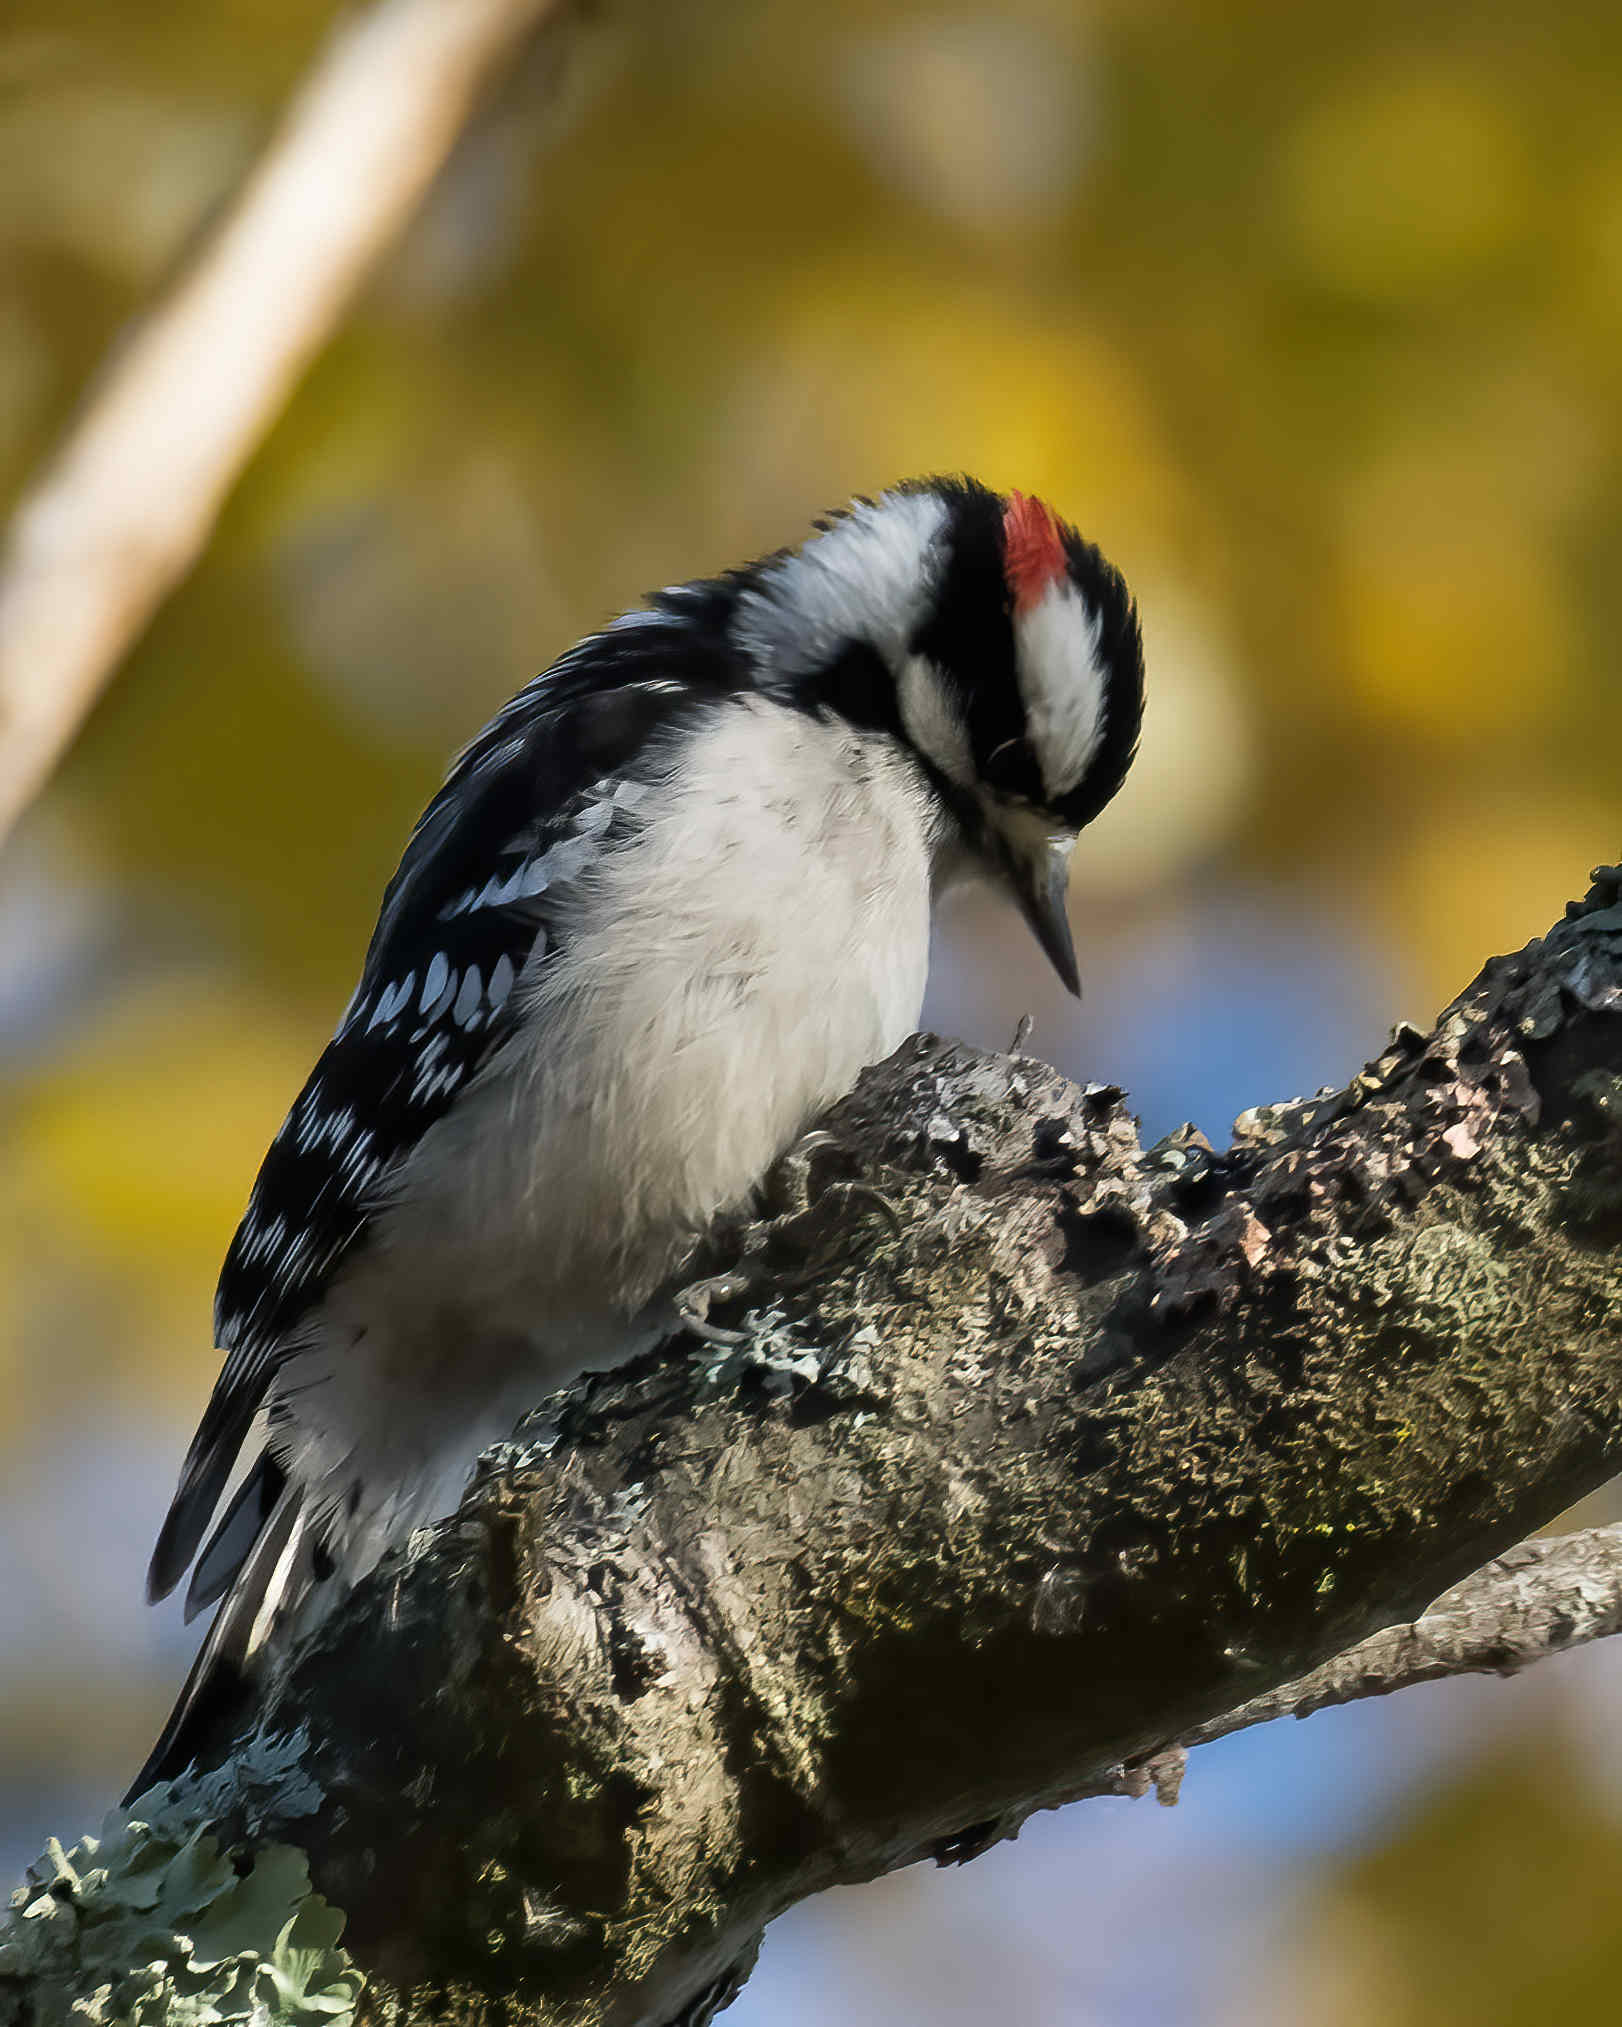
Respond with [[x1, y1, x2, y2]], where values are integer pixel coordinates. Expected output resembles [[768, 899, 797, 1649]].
[[736, 476, 1144, 995]]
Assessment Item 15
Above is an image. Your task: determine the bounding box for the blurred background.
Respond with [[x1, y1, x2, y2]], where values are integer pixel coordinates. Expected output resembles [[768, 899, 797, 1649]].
[[3, 0, 1622, 2018]]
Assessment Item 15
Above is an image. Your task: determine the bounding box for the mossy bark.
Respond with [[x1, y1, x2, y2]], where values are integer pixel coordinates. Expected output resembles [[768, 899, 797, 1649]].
[[10, 873, 1622, 2027]]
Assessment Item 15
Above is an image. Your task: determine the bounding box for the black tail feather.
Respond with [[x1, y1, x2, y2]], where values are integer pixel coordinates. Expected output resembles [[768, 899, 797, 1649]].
[[185, 1451, 288, 1622], [146, 1395, 258, 1604], [125, 1482, 306, 1805]]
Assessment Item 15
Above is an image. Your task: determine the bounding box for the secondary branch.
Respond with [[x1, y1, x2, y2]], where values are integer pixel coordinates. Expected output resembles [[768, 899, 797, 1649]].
[[6, 868, 1622, 2027]]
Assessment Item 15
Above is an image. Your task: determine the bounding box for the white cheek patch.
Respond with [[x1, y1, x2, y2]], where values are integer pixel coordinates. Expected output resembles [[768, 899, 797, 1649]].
[[897, 654, 974, 787], [1015, 579, 1107, 800]]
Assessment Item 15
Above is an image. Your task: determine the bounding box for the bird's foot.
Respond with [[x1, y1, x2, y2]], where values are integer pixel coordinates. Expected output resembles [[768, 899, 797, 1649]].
[[674, 1263, 761, 1345], [674, 1127, 902, 1344], [763, 1123, 905, 1269], [761, 1127, 845, 1220]]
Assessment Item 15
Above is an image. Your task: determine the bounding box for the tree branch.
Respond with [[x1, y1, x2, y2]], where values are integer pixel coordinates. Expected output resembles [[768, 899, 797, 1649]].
[[1068, 1521, 1622, 1812], [1201, 1522, 1622, 1736], [7, 867, 1622, 2026], [0, 0, 575, 848]]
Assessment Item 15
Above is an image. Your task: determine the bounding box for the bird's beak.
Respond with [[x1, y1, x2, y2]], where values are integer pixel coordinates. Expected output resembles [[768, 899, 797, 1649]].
[[1000, 816, 1082, 999]]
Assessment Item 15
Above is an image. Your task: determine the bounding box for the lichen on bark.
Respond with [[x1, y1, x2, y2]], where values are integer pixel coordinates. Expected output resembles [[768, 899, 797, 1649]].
[[7, 868, 1622, 2027]]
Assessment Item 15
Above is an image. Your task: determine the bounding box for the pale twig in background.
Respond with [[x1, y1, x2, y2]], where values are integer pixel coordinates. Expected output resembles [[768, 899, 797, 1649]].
[[1086, 1525, 1622, 1809], [0, 0, 572, 849]]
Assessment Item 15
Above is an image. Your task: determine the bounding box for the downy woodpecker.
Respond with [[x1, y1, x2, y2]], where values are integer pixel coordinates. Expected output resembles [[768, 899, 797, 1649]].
[[131, 476, 1145, 1796]]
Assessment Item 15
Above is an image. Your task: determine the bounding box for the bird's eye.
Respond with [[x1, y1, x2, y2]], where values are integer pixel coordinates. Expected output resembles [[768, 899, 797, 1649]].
[[980, 734, 1043, 799]]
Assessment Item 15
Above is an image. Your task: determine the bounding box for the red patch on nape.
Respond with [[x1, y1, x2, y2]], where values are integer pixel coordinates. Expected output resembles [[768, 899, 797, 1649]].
[[1001, 491, 1068, 615]]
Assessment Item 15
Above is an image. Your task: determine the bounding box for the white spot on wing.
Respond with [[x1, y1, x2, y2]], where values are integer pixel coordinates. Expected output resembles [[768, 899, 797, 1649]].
[[1015, 580, 1107, 799], [410, 1031, 453, 1103], [245, 1213, 286, 1265], [420, 953, 450, 1012], [454, 966, 483, 1027], [542, 836, 594, 885], [576, 795, 615, 837], [369, 973, 416, 1028]]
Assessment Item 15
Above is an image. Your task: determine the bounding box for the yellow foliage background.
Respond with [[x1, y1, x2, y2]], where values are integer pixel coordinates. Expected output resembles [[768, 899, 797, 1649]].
[[3, 2, 1621, 2020]]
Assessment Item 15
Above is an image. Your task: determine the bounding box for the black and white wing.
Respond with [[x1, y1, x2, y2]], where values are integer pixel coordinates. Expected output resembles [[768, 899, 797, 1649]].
[[148, 604, 746, 1602]]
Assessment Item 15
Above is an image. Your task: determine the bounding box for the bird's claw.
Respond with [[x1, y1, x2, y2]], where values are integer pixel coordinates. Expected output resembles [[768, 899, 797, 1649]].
[[763, 1127, 844, 1220], [675, 1132, 899, 1342], [819, 1178, 903, 1239], [675, 1266, 759, 1345]]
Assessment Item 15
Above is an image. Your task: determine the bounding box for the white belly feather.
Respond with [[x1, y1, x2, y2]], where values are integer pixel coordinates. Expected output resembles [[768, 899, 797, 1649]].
[[268, 701, 942, 1570]]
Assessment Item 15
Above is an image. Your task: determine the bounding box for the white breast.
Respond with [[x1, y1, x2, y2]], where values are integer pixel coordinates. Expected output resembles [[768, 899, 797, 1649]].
[[478, 694, 943, 1301], [273, 698, 943, 1562]]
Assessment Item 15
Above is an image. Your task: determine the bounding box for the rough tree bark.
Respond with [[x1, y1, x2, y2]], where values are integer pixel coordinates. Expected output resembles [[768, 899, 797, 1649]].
[[6, 867, 1622, 2027]]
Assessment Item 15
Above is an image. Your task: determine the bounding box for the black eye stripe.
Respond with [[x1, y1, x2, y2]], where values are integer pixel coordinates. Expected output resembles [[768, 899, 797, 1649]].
[[984, 739, 1044, 800]]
